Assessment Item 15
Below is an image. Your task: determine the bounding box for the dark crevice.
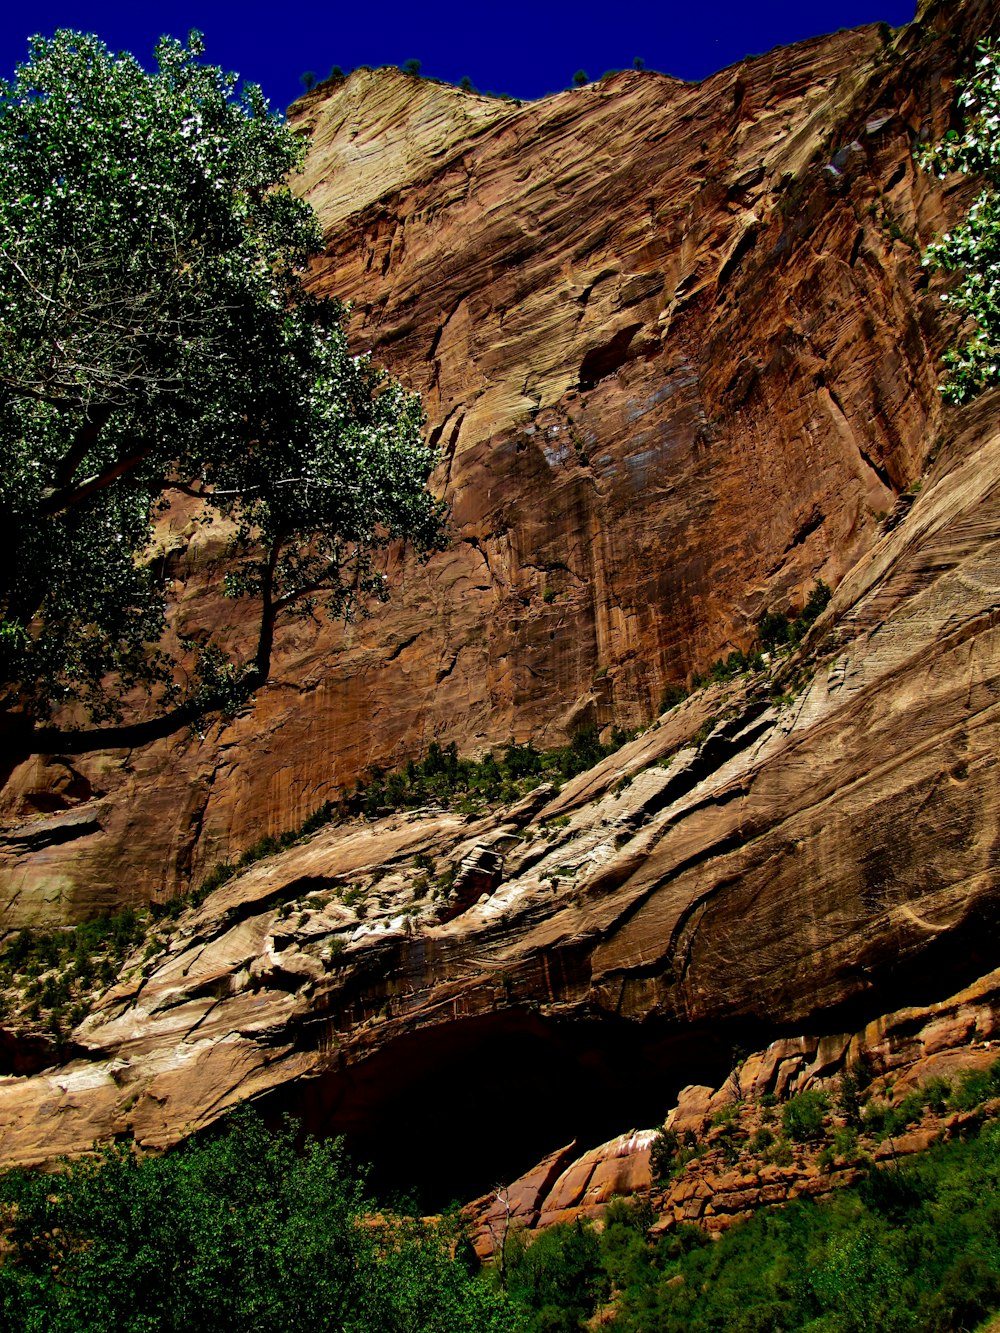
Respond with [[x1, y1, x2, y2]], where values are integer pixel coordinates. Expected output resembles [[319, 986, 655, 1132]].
[[384, 632, 421, 663], [254, 1008, 744, 1209], [578, 324, 642, 391], [716, 223, 760, 293], [857, 441, 895, 493], [784, 508, 825, 553]]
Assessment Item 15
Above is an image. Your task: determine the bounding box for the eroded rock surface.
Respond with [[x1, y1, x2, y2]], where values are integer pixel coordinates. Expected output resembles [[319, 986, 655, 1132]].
[[1, 0, 992, 918], [1, 376, 998, 1180]]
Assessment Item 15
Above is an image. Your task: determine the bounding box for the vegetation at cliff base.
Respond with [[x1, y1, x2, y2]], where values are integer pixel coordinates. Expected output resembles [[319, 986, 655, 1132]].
[[0, 31, 444, 743], [603, 1117, 1000, 1333], [504, 1095, 1000, 1333], [5, 1078, 1000, 1331], [0, 1108, 516, 1333]]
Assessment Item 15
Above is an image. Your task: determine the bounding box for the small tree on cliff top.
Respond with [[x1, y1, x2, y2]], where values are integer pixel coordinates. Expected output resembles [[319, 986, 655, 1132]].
[[0, 31, 445, 746], [921, 40, 1000, 403]]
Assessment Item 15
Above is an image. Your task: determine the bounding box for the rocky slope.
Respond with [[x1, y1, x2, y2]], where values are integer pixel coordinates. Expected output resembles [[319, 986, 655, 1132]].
[[0, 360, 997, 1186], [0, 0, 988, 920], [466, 962, 1000, 1251], [0, 0, 999, 1213]]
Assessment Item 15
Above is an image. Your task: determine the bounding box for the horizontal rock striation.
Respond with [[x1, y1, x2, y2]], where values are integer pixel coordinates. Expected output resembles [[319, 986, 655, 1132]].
[[1, 0, 992, 919], [1, 374, 998, 1182]]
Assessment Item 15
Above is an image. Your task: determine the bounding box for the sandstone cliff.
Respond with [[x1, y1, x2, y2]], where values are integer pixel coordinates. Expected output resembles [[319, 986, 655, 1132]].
[[0, 0, 998, 1208], [1, 361, 997, 1187], [0, 0, 986, 919]]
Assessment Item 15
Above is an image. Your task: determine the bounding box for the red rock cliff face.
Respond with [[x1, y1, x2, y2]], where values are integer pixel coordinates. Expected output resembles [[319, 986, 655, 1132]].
[[0, 0, 988, 921]]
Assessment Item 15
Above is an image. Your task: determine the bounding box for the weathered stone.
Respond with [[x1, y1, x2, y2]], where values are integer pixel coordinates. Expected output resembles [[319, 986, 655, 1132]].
[[1, 0, 989, 918], [1, 3, 1000, 1222], [666, 1085, 715, 1136]]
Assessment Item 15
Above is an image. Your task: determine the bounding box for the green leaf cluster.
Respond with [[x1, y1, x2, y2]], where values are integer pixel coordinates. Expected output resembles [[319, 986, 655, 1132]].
[[350, 725, 632, 817], [0, 1108, 518, 1332], [0, 31, 444, 730], [687, 580, 831, 693], [920, 40, 1000, 403]]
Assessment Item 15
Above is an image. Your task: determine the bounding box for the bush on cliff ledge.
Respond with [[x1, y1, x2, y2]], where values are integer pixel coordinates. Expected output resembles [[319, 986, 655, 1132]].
[[921, 40, 1000, 404]]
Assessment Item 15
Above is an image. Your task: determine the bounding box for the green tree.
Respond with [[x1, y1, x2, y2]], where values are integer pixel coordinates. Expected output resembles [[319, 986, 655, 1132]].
[[0, 1108, 518, 1332], [920, 40, 1000, 403], [572, 69, 588, 87], [401, 58, 422, 77], [0, 32, 445, 748], [505, 1220, 608, 1331]]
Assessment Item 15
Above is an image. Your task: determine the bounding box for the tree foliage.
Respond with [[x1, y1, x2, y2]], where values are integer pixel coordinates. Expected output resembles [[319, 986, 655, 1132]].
[[0, 31, 444, 738], [0, 1108, 518, 1332], [921, 40, 1000, 403]]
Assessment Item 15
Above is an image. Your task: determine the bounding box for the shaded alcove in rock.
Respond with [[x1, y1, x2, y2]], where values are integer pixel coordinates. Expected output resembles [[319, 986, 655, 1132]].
[[255, 1007, 751, 1210]]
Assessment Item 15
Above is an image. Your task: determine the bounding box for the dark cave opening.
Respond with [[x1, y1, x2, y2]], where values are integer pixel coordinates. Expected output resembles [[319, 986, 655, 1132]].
[[251, 904, 1000, 1212], [256, 1008, 746, 1211]]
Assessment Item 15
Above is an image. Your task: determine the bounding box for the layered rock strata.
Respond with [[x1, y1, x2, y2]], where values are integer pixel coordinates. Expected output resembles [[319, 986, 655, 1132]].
[[1, 376, 997, 1185], [1, 0, 990, 917]]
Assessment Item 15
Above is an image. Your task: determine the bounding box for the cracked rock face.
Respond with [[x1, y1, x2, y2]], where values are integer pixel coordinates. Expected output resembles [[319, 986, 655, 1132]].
[[1, 0, 999, 1199], [0, 1, 989, 917], [1, 370, 998, 1176]]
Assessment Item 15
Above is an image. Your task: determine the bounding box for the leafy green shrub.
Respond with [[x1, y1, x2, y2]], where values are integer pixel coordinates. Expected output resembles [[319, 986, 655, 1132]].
[[750, 1126, 775, 1155], [600, 1199, 655, 1295], [659, 683, 688, 712], [919, 41, 1000, 403], [0, 1108, 514, 1333], [948, 1063, 998, 1111], [921, 1076, 952, 1114], [650, 1128, 702, 1183], [782, 1089, 829, 1142], [837, 1067, 867, 1126], [649, 1128, 681, 1182], [768, 1136, 794, 1166], [833, 1126, 859, 1160], [506, 1220, 607, 1332], [711, 1102, 740, 1127], [757, 581, 832, 656]]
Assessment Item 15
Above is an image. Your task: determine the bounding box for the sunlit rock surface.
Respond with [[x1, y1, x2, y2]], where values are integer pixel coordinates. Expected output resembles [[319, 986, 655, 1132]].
[[0, 0, 987, 916], [1, 1, 999, 1204]]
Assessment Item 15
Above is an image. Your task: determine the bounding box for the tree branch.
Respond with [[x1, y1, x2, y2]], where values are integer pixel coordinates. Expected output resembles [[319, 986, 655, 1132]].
[[39, 441, 154, 516], [50, 403, 113, 491]]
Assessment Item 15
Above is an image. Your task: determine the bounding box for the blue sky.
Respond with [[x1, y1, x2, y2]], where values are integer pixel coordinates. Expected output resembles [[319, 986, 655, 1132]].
[[0, 1, 916, 113]]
